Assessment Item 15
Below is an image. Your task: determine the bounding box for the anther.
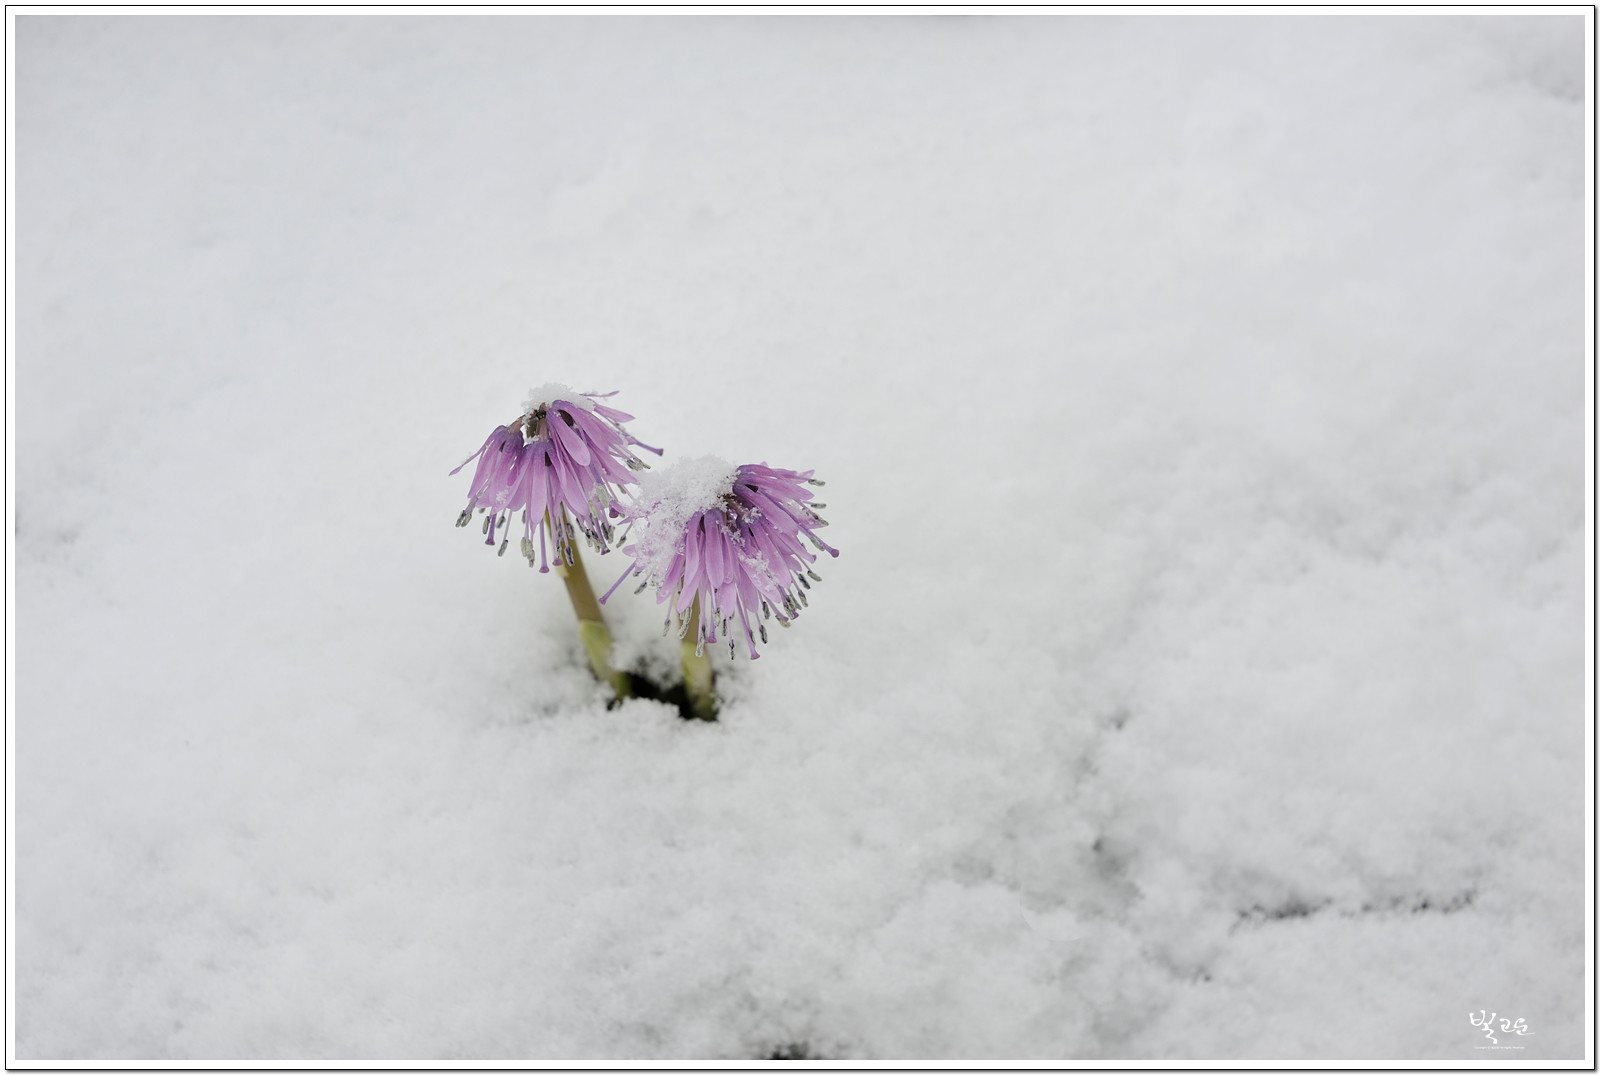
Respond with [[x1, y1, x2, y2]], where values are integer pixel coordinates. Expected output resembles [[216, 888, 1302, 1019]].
[[497, 539, 509, 557]]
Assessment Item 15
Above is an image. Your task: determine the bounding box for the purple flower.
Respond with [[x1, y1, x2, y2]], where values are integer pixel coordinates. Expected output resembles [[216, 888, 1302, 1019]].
[[452, 384, 662, 571], [602, 457, 838, 660]]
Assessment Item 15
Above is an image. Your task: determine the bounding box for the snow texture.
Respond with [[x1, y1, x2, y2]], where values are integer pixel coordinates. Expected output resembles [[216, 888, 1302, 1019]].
[[10, 13, 1591, 1063], [522, 383, 593, 417]]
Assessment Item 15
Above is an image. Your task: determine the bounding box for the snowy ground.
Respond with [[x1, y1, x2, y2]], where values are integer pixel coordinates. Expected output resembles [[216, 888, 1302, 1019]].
[[9, 13, 1591, 1063]]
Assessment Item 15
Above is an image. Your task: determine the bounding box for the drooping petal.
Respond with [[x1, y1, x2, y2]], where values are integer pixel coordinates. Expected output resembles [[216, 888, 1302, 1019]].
[[653, 551, 685, 604], [677, 516, 705, 613], [591, 403, 635, 423], [522, 447, 551, 523], [703, 520, 725, 587], [549, 408, 593, 466]]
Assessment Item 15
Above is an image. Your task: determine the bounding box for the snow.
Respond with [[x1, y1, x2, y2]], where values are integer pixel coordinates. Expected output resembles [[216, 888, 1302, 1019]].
[[10, 12, 1591, 1063], [631, 456, 742, 524], [523, 382, 592, 416], [619, 455, 742, 585]]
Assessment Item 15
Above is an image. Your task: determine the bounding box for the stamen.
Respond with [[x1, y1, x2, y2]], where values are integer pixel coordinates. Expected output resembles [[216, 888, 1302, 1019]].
[[599, 562, 634, 603]]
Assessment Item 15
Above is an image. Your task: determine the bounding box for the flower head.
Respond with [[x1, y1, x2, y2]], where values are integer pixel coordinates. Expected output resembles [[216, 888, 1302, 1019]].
[[451, 384, 662, 570], [602, 456, 838, 660]]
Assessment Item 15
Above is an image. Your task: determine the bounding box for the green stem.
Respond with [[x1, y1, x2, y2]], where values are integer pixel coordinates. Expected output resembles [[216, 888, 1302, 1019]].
[[681, 596, 716, 721], [551, 512, 630, 700]]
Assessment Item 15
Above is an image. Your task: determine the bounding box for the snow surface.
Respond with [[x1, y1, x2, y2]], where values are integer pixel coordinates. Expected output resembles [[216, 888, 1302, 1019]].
[[10, 13, 1591, 1063]]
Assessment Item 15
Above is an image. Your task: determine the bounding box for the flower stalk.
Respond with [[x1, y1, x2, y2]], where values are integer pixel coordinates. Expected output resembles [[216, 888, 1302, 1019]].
[[551, 510, 630, 699]]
